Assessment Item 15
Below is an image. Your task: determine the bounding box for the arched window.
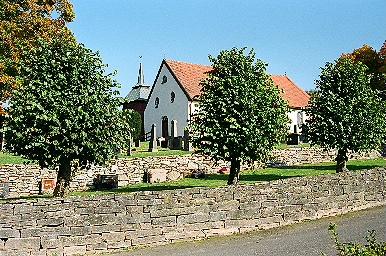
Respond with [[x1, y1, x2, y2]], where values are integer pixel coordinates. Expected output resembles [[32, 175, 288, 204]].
[[171, 91, 175, 103], [155, 97, 159, 108], [161, 75, 167, 84]]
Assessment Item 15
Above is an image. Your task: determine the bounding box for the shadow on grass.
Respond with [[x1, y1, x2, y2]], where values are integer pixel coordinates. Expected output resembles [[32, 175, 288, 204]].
[[276, 164, 383, 172], [205, 173, 301, 182], [84, 184, 203, 194]]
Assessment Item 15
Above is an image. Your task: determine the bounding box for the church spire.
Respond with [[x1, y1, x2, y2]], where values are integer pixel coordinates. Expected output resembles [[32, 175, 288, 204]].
[[137, 57, 144, 86]]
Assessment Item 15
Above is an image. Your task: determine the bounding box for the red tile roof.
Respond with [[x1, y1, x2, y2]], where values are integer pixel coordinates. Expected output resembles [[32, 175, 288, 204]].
[[164, 60, 310, 108], [165, 60, 212, 100], [271, 76, 310, 108]]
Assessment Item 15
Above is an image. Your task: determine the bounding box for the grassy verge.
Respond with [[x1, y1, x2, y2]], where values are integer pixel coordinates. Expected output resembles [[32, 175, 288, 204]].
[[72, 158, 386, 197], [122, 141, 192, 158], [0, 152, 28, 166]]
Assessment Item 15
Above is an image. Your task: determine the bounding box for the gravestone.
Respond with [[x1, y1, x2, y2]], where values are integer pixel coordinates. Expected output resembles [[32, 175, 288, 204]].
[[93, 174, 118, 190], [171, 120, 178, 138], [184, 129, 193, 151], [0, 180, 9, 198], [39, 178, 56, 194], [149, 124, 158, 152], [169, 120, 182, 149]]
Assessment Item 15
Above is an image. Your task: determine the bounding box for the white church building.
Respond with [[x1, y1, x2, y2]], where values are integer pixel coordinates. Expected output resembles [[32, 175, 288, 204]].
[[144, 59, 310, 141]]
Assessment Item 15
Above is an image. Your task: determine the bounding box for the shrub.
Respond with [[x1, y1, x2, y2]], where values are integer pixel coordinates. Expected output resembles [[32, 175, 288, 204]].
[[328, 223, 386, 256]]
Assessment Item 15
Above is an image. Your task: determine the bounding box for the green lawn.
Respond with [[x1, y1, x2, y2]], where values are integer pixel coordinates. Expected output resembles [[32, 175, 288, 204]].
[[122, 141, 192, 158], [72, 158, 386, 197], [0, 152, 28, 165]]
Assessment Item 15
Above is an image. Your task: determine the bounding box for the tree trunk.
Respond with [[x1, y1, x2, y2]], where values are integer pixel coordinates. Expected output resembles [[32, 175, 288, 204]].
[[53, 158, 72, 197], [228, 159, 241, 185], [336, 148, 348, 173]]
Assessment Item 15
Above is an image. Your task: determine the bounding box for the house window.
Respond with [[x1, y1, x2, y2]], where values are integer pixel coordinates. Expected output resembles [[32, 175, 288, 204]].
[[171, 91, 175, 103], [161, 75, 167, 84], [155, 97, 159, 108]]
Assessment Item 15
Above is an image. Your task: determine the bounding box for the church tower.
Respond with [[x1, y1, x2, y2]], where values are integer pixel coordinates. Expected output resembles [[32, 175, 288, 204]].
[[123, 61, 151, 139]]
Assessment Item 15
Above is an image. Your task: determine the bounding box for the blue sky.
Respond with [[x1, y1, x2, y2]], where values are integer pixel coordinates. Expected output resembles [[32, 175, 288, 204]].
[[69, 0, 386, 97]]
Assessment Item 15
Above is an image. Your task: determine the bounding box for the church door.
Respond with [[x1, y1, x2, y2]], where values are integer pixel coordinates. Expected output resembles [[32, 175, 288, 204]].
[[161, 116, 169, 148]]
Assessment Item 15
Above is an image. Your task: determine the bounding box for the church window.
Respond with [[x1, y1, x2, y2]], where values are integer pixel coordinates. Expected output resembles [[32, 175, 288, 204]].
[[171, 92, 175, 103], [161, 75, 167, 84], [155, 97, 159, 108]]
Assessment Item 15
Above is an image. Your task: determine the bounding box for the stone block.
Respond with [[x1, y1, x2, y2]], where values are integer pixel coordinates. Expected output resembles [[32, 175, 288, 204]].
[[151, 216, 176, 226], [101, 231, 126, 243], [59, 235, 87, 247], [203, 227, 239, 237], [63, 245, 87, 256], [131, 236, 166, 246], [177, 212, 210, 224], [0, 229, 19, 239], [5, 237, 41, 250], [106, 240, 132, 250], [41, 235, 63, 249], [86, 242, 108, 251], [147, 169, 167, 183]]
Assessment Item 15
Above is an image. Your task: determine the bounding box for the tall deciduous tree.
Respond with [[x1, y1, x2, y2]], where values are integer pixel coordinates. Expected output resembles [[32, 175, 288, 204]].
[[5, 39, 130, 197], [125, 110, 142, 142], [0, 0, 75, 114], [307, 58, 386, 173], [341, 41, 386, 99], [190, 48, 289, 185]]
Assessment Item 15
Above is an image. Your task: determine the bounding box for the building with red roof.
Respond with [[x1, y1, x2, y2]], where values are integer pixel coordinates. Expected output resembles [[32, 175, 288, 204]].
[[144, 60, 310, 143]]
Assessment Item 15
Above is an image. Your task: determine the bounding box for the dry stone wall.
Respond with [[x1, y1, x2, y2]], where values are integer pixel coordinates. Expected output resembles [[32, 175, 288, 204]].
[[0, 168, 385, 256], [0, 148, 381, 199]]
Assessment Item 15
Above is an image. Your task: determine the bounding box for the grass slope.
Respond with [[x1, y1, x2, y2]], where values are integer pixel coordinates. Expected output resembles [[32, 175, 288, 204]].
[[73, 158, 386, 196]]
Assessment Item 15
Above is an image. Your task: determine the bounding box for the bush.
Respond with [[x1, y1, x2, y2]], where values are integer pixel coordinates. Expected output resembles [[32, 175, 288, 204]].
[[328, 223, 386, 256]]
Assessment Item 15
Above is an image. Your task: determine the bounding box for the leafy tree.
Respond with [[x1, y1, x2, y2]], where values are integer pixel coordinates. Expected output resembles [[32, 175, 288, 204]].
[[190, 47, 289, 185], [341, 41, 386, 99], [125, 109, 141, 141], [0, 0, 75, 114], [307, 58, 386, 173], [4, 39, 130, 197]]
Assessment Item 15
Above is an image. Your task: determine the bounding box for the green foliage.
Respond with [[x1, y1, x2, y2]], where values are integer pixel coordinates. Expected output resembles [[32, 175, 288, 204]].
[[190, 47, 289, 184], [125, 109, 141, 141], [341, 42, 386, 99], [4, 39, 130, 196], [328, 223, 386, 256], [307, 58, 386, 172]]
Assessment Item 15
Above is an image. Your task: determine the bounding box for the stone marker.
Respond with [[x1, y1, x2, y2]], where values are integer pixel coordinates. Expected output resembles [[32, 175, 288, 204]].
[[184, 128, 192, 151], [146, 169, 167, 183], [171, 120, 178, 138], [149, 124, 158, 152], [169, 120, 182, 150]]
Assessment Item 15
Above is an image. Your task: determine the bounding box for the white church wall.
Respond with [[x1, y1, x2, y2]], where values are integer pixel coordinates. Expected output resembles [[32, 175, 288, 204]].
[[144, 65, 189, 138]]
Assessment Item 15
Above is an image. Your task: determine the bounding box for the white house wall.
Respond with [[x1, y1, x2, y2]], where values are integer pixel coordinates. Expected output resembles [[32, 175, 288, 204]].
[[288, 109, 307, 133], [190, 102, 307, 134], [144, 64, 189, 138]]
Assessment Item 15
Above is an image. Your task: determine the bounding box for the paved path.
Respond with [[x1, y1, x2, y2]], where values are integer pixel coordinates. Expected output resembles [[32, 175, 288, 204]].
[[114, 206, 386, 256]]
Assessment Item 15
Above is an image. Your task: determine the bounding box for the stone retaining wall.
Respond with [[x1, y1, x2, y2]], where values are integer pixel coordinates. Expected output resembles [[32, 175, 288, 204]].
[[0, 168, 385, 255], [0, 148, 381, 199]]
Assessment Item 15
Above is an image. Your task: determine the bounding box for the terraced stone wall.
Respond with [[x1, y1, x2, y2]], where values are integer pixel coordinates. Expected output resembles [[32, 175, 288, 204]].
[[0, 168, 385, 256], [0, 148, 381, 199]]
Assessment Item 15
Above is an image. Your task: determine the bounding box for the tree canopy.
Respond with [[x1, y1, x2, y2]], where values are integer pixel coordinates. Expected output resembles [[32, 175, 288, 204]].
[[190, 47, 289, 185], [125, 109, 142, 141], [0, 0, 75, 114], [307, 58, 386, 172], [5, 39, 130, 197], [340, 41, 386, 99]]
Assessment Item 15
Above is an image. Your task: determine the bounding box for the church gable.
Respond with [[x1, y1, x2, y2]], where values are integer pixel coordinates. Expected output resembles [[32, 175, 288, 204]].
[[144, 61, 191, 138]]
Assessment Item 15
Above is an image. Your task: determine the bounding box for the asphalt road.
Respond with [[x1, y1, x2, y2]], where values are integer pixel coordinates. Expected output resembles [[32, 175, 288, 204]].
[[114, 205, 386, 256]]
